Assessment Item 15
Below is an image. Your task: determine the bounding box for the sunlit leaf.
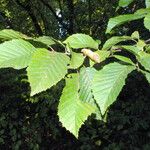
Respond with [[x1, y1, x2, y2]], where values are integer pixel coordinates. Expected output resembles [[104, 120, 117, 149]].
[[34, 36, 56, 46], [106, 8, 150, 34], [144, 13, 150, 30], [131, 31, 139, 39], [92, 63, 135, 115], [102, 36, 133, 51], [119, 0, 134, 7], [69, 52, 85, 69], [58, 74, 95, 138], [0, 29, 30, 40], [113, 55, 134, 65], [64, 34, 98, 49], [0, 39, 36, 69], [27, 49, 69, 96]]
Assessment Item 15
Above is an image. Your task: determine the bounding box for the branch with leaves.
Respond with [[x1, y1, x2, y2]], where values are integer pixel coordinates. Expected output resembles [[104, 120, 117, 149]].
[[0, 0, 150, 139]]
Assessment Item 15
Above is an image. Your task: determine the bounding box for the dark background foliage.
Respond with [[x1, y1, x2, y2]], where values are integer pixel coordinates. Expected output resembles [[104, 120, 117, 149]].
[[0, 0, 150, 149]]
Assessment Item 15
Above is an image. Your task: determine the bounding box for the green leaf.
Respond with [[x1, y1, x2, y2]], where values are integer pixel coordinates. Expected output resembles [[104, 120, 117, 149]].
[[146, 0, 150, 8], [96, 50, 111, 61], [141, 70, 150, 83], [137, 51, 150, 71], [113, 55, 134, 65], [145, 45, 150, 53], [64, 34, 98, 49], [102, 36, 133, 51], [131, 31, 139, 39], [135, 8, 150, 15], [106, 14, 142, 34], [144, 13, 150, 30], [79, 67, 102, 120], [79, 67, 96, 103], [0, 39, 36, 69], [27, 49, 69, 96], [96, 39, 101, 45], [121, 45, 140, 55], [58, 74, 95, 138], [34, 36, 56, 46], [0, 29, 30, 40], [92, 63, 135, 115], [136, 40, 146, 50], [106, 8, 150, 34], [69, 52, 85, 69], [90, 50, 110, 66], [119, 0, 134, 7]]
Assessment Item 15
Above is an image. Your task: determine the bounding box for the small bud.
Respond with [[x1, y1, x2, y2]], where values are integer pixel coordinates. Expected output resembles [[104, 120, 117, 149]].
[[81, 49, 100, 63]]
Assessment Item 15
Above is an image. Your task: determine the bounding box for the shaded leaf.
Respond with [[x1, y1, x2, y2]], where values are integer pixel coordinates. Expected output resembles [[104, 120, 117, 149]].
[[79, 67, 96, 103], [79, 67, 102, 119], [137, 51, 150, 71], [136, 40, 146, 50], [146, 0, 150, 8], [131, 31, 139, 39], [90, 50, 110, 66], [121, 45, 140, 55], [106, 8, 150, 34]]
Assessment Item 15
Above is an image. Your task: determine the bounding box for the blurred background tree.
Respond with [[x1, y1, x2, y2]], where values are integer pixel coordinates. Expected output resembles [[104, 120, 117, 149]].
[[0, 0, 117, 38]]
